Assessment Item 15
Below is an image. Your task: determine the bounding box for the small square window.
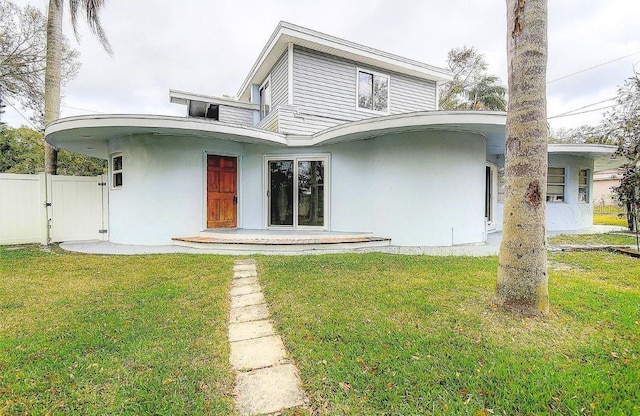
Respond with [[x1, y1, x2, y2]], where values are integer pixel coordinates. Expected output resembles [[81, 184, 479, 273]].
[[112, 154, 123, 189]]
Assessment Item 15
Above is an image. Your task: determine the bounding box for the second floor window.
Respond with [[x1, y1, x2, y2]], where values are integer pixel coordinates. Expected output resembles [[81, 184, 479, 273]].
[[357, 70, 389, 113], [259, 79, 271, 119]]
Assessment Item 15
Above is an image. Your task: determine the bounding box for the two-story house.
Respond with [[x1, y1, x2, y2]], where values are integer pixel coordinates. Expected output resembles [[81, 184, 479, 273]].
[[45, 22, 615, 249]]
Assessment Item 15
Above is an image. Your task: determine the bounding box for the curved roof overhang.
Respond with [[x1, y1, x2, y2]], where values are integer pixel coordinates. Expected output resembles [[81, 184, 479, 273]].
[[45, 114, 287, 159], [548, 143, 617, 159], [308, 111, 508, 151]]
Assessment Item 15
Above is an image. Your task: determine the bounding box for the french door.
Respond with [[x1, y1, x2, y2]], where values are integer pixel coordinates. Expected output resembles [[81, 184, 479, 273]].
[[267, 156, 328, 228]]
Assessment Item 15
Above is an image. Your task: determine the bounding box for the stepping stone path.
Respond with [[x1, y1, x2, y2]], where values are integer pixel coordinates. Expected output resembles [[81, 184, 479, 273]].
[[230, 259, 307, 415]]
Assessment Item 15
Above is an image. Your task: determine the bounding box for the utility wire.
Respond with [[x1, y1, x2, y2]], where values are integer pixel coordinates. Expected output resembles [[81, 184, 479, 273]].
[[547, 51, 640, 84], [548, 105, 615, 120], [549, 96, 616, 118], [61, 104, 103, 114], [2, 98, 39, 130]]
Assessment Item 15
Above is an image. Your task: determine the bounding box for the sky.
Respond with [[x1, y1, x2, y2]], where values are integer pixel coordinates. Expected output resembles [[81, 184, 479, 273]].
[[4, 0, 640, 133]]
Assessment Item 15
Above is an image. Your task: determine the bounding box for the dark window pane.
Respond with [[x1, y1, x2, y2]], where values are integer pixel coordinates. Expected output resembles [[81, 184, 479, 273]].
[[298, 161, 324, 226], [114, 172, 122, 187], [269, 160, 293, 226], [113, 155, 123, 171]]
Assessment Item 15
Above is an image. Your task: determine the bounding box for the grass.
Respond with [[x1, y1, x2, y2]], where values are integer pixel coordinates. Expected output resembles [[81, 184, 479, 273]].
[[593, 206, 628, 227], [258, 253, 640, 415], [0, 245, 236, 415], [548, 233, 639, 246]]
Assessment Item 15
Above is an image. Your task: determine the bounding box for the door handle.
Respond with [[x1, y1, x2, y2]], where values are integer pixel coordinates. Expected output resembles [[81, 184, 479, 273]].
[[233, 195, 238, 204]]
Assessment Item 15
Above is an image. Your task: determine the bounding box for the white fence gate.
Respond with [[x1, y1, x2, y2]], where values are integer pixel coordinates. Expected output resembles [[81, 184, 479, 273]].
[[0, 173, 108, 245]]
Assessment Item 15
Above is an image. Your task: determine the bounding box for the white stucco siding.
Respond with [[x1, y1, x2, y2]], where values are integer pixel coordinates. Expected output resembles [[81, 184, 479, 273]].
[[546, 154, 594, 231], [107, 135, 244, 245], [494, 154, 595, 232], [369, 131, 487, 246]]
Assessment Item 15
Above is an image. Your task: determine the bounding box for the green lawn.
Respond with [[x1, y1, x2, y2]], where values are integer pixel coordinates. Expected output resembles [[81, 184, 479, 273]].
[[593, 206, 628, 227], [548, 233, 638, 246], [258, 253, 640, 415], [2, 246, 639, 415], [0, 246, 236, 415]]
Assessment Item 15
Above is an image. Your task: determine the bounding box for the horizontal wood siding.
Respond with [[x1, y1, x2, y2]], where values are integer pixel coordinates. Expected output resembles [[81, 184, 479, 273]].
[[390, 73, 436, 113], [219, 105, 254, 125], [270, 52, 288, 108], [293, 47, 359, 121], [292, 46, 436, 123], [256, 107, 279, 132]]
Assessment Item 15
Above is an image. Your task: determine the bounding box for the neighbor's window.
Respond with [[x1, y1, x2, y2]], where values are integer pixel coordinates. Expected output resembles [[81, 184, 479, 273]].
[[259, 79, 271, 119], [547, 167, 565, 202], [578, 169, 589, 203], [357, 70, 389, 113], [112, 154, 123, 188]]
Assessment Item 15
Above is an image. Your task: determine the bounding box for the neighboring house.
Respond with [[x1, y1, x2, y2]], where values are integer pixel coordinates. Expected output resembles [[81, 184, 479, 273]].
[[45, 22, 616, 247], [593, 168, 623, 206]]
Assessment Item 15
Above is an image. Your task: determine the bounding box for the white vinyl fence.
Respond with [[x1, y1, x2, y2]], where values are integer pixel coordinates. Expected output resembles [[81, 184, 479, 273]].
[[0, 173, 108, 245]]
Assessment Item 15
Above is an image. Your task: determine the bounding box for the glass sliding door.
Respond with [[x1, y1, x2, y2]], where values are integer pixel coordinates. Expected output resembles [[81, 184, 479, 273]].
[[267, 156, 328, 228], [297, 161, 324, 226], [269, 160, 294, 226]]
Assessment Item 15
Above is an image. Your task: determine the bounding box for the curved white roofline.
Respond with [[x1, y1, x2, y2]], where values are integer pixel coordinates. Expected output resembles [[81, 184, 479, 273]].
[[310, 110, 507, 146], [548, 143, 617, 158], [45, 114, 287, 158], [46, 111, 615, 163], [45, 111, 509, 159]]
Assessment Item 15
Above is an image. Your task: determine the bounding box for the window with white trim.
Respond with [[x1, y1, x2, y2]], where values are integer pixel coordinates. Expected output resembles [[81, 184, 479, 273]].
[[259, 78, 271, 119], [357, 70, 389, 113], [547, 167, 565, 202], [111, 154, 123, 188], [578, 169, 589, 203]]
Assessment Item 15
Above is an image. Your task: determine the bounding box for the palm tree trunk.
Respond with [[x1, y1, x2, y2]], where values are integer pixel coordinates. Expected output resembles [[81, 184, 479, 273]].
[[496, 0, 549, 315], [44, 0, 63, 175]]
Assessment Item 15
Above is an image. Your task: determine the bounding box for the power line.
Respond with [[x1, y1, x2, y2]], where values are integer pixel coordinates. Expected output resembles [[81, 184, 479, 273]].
[[61, 105, 103, 114], [548, 105, 615, 120], [2, 98, 39, 130], [549, 96, 616, 118], [547, 51, 640, 84]]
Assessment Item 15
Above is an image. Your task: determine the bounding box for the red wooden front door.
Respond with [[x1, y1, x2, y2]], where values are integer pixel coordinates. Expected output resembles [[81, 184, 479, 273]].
[[207, 155, 237, 228]]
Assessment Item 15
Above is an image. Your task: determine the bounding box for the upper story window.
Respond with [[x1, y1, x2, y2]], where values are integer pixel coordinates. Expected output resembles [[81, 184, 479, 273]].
[[111, 154, 123, 189], [357, 69, 389, 113], [547, 167, 565, 202], [578, 169, 590, 203], [259, 78, 271, 119]]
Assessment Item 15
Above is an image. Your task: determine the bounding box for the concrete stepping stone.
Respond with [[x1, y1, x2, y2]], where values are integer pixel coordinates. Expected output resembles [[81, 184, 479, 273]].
[[233, 264, 257, 272], [235, 364, 306, 415], [229, 303, 270, 323], [231, 276, 258, 288], [234, 269, 258, 278], [229, 320, 276, 342], [230, 292, 266, 308], [230, 283, 262, 297], [230, 335, 288, 371], [229, 259, 307, 414]]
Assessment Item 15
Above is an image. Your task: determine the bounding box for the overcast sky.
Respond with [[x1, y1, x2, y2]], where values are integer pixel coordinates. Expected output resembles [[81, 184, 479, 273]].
[[4, 0, 640, 132]]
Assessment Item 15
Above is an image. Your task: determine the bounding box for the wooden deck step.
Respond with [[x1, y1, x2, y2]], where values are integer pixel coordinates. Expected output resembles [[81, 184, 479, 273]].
[[172, 235, 391, 246]]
